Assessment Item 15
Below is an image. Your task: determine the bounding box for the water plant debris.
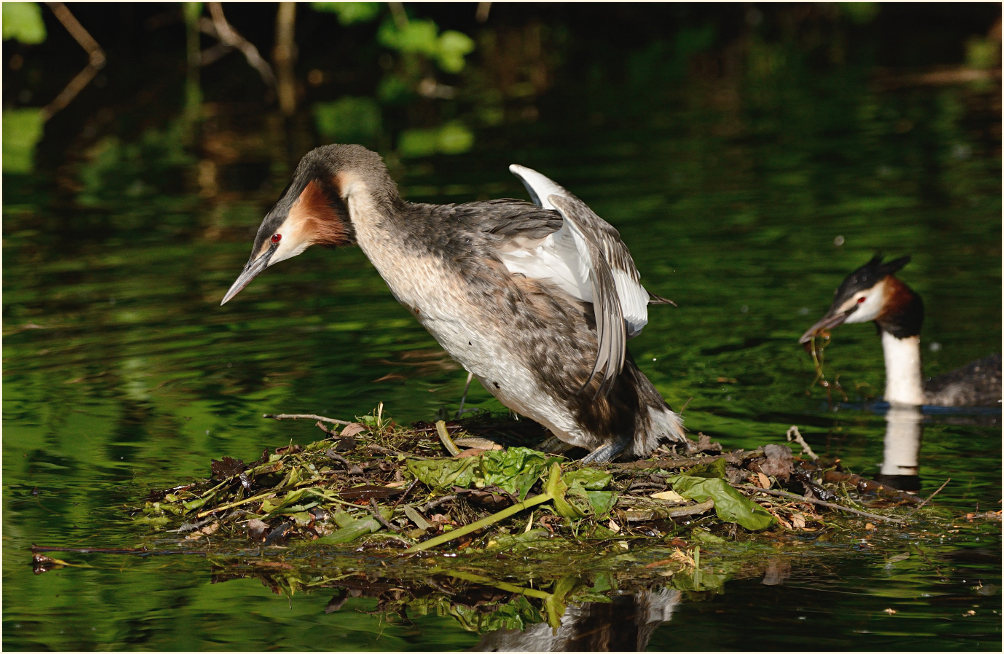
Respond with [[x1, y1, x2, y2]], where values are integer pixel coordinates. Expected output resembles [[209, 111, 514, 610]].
[[128, 406, 925, 554]]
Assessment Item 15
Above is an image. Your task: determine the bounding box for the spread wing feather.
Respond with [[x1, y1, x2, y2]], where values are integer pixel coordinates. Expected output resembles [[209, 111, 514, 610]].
[[505, 164, 659, 396], [549, 194, 626, 396]]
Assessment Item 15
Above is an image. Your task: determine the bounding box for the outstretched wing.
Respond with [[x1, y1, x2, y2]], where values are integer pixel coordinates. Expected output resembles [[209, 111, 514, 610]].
[[505, 164, 654, 396]]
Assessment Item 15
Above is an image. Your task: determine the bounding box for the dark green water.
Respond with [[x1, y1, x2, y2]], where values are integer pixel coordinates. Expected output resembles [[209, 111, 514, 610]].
[[4, 48, 1001, 651]]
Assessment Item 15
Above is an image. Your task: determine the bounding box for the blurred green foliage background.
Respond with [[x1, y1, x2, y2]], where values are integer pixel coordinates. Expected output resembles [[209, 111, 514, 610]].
[[3, 2, 1000, 178]]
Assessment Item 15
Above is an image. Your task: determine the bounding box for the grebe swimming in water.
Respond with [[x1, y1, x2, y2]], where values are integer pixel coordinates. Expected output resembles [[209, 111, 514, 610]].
[[221, 144, 689, 461], [799, 255, 1001, 407]]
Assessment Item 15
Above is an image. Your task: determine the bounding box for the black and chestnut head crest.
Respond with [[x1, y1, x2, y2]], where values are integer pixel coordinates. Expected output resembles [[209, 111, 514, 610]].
[[799, 253, 921, 343], [222, 144, 400, 305], [831, 254, 910, 307]]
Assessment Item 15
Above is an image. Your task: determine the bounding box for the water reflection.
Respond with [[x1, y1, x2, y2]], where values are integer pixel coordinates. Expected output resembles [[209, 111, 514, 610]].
[[476, 588, 681, 652], [205, 558, 723, 652], [815, 400, 1001, 495], [877, 405, 923, 491]]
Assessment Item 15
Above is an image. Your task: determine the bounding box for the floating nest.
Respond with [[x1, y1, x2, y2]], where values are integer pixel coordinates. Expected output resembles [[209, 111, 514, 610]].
[[124, 405, 926, 555]]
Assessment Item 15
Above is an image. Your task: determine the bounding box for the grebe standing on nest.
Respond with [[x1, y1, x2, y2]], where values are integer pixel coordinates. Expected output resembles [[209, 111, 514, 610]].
[[799, 255, 1001, 407], [221, 144, 689, 461]]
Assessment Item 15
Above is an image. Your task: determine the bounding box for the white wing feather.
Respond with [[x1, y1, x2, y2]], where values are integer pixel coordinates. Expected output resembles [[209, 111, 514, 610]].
[[505, 164, 651, 335]]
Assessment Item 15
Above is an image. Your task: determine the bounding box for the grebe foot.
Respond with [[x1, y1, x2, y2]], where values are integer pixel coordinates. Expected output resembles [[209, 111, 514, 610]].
[[581, 440, 627, 463]]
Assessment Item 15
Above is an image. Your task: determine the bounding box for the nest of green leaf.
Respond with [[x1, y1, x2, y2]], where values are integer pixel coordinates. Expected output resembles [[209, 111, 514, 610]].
[[132, 407, 923, 554]]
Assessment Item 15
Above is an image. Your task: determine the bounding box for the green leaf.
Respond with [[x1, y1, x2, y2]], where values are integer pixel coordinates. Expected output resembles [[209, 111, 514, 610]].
[[668, 476, 774, 531], [314, 515, 383, 544], [479, 447, 554, 500], [377, 75, 413, 103], [260, 488, 309, 516], [585, 573, 615, 596], [679, 457, 729, 479], [581, 490, 617, 517], [689, 527, 727, 544], [378, 18, 439, 57], [331, 509, 356, 528], [2, 109, 44, 173], [145, 501, 185, 516], [315, 506, 393, 544], [181, 497, 208, 512], [311, 2, 381, 25], [288, 511, 314, 526], [3, 3, 46, 44], [407, 457, 480, 491], [398, 122, 474, 158], [564, 468, 616, 517], [408, 447, 556, 499], [485, 528, 553, 551], [436, 30, 474, 73], [545, 462, 583, 519], [564, 468, 612, 491], [313, 96, 382, 145], [669, 566, 728, 592], [543, 575, 578, 631], [436, 122, 474, 154], [375, 16, 473, 73], [278, 501, 319, 515], [449, 595, 542, 633]]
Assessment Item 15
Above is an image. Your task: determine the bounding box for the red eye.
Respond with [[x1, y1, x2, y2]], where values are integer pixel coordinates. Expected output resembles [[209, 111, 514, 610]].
[[857, 296, 866, 303], [271, 233, 282, 244]]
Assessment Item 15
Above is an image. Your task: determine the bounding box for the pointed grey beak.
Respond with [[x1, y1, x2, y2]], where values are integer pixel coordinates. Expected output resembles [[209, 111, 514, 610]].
[[221, 248, 273, 306], [798, 308, 854, 344]]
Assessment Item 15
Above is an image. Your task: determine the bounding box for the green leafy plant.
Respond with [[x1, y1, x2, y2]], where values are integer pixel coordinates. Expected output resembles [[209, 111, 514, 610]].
[[2, 2, 46, 44]]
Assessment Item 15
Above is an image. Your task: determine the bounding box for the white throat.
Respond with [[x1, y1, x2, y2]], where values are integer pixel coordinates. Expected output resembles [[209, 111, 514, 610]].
[[880, 331, 925, 406]]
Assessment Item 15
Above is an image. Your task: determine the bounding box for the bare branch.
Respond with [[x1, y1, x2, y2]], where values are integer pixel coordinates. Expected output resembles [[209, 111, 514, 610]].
[[263, 413, 353, 426], [739, 484, 905, 524], [204, 3, 276, 88], [42, 3, 106, 120], [273, 2, 297, 115], [785, 425, 819, 462]]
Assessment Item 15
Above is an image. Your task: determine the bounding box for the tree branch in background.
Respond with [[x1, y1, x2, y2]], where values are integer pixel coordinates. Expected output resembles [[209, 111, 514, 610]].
[[200, 2, 276, 89], [475, 2, 492, 23], [273, 2, 297, 116], [42, 2, 106, 120], [388, 2, 409, 29]]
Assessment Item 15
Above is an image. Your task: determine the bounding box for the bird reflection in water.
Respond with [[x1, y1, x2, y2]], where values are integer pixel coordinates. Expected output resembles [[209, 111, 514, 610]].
[[476, 588, 681, 652]]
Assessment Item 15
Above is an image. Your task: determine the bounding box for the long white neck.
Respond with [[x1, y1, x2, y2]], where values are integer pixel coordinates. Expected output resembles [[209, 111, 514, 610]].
[[881, 331, 925, 406]]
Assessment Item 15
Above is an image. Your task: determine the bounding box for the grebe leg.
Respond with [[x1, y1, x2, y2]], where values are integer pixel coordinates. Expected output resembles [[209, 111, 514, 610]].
[[537, 435, 574, 454], [456, 371, 475, 417], [581, 440, 628, 463]]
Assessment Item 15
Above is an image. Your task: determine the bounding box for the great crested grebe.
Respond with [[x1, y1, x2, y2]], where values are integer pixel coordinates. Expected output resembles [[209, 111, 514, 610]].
[[799, 255, 1002, 407], [221, 144, 689, 461]]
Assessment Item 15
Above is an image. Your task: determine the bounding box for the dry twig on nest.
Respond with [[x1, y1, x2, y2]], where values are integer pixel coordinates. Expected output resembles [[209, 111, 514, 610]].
[[264, 413, 353, 426], [785, 426, 818, 462], [739, 484, 905, 524]]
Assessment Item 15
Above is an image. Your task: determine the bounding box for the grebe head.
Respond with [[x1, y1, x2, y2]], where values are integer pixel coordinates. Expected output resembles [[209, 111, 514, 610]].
[[799, 254, 921, 343], [221, 145, 397, 305]]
